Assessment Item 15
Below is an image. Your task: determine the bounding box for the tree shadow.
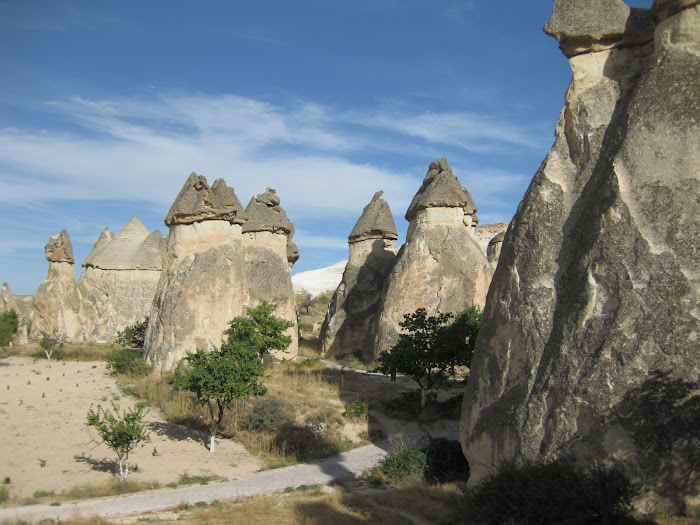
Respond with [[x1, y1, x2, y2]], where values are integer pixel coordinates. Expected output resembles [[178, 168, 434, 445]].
[[147, 420, 209, 446], [73, 453, 116, 474]]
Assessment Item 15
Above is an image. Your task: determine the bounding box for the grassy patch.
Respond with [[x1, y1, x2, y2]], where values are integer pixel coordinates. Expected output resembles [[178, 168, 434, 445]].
[[177, 473, 226, 486]]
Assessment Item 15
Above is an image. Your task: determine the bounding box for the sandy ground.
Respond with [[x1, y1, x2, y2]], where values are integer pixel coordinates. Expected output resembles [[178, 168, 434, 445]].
[[0, 356, 263, 500]]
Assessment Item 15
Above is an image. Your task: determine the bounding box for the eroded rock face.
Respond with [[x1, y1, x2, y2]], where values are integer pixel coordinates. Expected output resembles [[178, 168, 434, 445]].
[[319, 191, 399, 360], [1, 283, 33, 344], [32, 231, 88, 341], [242, 188, 299, 360], [145, 176, 250, 372], [371, 159, 493, 357], [461, 1, 699, 511], [78, 217, 167, 343]]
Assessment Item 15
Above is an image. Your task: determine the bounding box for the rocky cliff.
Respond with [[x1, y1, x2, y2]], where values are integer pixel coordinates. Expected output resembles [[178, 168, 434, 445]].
[[460, 0, 699, 511], [79, 217, 166, 343], [319, 191, 399, 360]]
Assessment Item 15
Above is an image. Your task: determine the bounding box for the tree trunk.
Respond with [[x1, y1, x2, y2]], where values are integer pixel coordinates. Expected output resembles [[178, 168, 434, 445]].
[[209, 434, 216, 453], [421, 388, 427, 407]]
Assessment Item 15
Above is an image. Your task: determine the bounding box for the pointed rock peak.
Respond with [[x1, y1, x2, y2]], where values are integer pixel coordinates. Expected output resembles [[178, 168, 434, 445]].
[[98, 227, 115, 242], [165, 173, 248, 226], [116, 216, 150, 240], [45, 229, 74, 264], [405, 157, 477, 221], [652, 0, 700, 23], [348, 191, 398, 243], [544, 0, 653, 57], [83, 227, 115, 268], [242, 188, 293, 234]]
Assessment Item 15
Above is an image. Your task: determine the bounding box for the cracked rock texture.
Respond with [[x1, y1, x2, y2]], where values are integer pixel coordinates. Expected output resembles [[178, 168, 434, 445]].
[[460, 0, 700, 511], [371, 158, 492, 358], [319, 191, 399, 360]]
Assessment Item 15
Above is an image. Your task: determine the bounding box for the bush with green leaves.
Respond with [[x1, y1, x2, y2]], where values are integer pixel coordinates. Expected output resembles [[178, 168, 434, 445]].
[[114, 318, 149, 349], [376, 445, 428, 483], [225, 301, 293, 362], [467, 456, 637, 524], [86, 402, 151, 482], [107, 348, 152, 376], [343, 399, 369, 420], [243, 398, 290, 432], [0, 309, 20, 347]]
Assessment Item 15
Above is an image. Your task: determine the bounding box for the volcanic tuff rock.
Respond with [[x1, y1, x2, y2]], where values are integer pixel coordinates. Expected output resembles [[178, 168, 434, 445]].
[[486, 231, 505, 268], [78, 217, 167, 343], [242, 188, 298, 359], [32, 230, 89, 341], [319, 191, 399, 360], [460, 0, 700, 511], [1, 283, 33, 344], [164, 173, 248, 226], [371, 159, 492, 357]]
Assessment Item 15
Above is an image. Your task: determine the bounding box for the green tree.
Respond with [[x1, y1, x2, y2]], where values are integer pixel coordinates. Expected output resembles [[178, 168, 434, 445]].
[[114, 317, 149, 349], [86, 402, 151, 482], [169, 342, 267, 453], [0, 309, 20, 347], [225, 301, 293, 362], [375, 306, 482, 406], [38, 329, 66, 360]]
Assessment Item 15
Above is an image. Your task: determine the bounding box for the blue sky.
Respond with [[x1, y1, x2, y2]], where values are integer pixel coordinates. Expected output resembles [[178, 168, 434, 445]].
[[0, 1, 652, 295]]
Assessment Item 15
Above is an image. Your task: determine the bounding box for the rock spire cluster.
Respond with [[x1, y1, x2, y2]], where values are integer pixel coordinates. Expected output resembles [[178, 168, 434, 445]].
[[460, 0, 700, 511]]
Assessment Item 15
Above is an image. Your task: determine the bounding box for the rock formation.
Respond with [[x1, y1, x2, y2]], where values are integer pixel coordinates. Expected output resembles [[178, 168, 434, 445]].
[[31, 230, 88, 341], [1, 283, 33, 344], [78, 217, 167, 343], [371, 158, 493, 357], [144, 173, 251, 372], [319, 191, 399, 360], [241, 188, 299, 359], [460, 0, 699, 511], [473, 222, 509, 258], [486, 231, 505, 268]]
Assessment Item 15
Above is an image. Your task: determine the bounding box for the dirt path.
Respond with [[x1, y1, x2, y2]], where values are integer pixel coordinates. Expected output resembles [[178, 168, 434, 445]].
[[0, 431, 458, 523]]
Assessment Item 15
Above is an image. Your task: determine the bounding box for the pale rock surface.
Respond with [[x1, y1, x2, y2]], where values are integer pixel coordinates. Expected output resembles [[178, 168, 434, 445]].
[[319, 192, 399, 360], [486, 231, 505, 268], [461, 0, 700, 511], [31, 230, 89, 341], [372, 159, 493, 358], [145, 175, 250, 372], [78, 217, 167, 343], [242, 189, 299, 360], [1, 283, 33, 344], [473, 222, 509, 258]]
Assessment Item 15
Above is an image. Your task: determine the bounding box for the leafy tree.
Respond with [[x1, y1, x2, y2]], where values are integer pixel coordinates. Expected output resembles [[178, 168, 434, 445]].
[[375, 306, 482, 406], [0, 309, 20, 347], [38, 329, 66, 360], [86, 402, 151, 482], [169, 342, 266, 453], [225, 301, 293, 362], [114, 317, 149, 349]]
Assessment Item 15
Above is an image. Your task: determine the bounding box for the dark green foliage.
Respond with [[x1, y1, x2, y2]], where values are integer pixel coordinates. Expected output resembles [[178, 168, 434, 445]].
[[107, 348, 152, 376], [375, 306, 482, 405], [244, 398, 290, 432], [114, 318, 149, 349], [169, 342, 266, 452], [86, 402, 151, 482], [377, 447, 428, 483], [382, 391, 462, 420], [343, 399, 369, 419], [225, 301, 293, 361], [0, 309, 19, 347], [467, 456, 637, 524], [422, 437, 470, 483]]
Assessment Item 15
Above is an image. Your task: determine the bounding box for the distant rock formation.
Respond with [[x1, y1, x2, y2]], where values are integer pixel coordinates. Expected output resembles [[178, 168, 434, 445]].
[[144, 176, 299, 371], [1, 283, 33, 344], [473, 222, 509, 259], [241, 188, 299, 359], [319, 191, 399, 360], [144, 173, 250, 372], [461, 0, 699, 511], [31, 230, 88, 341], [371, 158, 493, 357], [486, 231, 505, 268], [78, 217, 167, 343]]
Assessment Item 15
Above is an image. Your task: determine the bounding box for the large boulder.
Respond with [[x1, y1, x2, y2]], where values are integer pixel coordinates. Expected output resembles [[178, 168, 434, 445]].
[[460, 0, 699, 511], [319, 191, 399, 360], [78, 217, 167, 342], [31, 230, 89, 341], [144, 174, 250, 372], [242, 188, 299, 360], [371, 159, 493, 357]]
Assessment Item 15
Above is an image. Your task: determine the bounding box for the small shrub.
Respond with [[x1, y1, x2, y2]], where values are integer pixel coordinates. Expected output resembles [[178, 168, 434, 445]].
[[343, 400, 368, 420], [114, 318, 149, 349], [466, 456, 637, 524], [291, 357, 320, 369], [376, 446, 427, 484], [38, 330, 65, 360], [107, 348, 152, 376], [243, 398, 290, 432], [0, 309, 20, 347], [0, 484, 9, 504]]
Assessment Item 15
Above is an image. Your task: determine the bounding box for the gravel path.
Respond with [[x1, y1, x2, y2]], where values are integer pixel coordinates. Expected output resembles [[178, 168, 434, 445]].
[[0, 432, 458, 524]]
